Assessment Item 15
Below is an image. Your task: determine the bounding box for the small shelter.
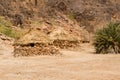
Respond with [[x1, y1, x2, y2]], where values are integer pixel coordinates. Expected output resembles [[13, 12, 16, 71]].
[[48, 28, 80, 49], [14, 29, 60, 57]]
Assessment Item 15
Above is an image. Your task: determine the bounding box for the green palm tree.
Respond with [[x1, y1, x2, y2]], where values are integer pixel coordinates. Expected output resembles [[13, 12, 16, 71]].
[[93, 22, 120, 54]]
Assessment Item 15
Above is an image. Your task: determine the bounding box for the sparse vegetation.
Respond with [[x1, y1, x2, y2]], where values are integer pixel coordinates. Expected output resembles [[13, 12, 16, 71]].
[[93, 22, 120, 54], [31, 20, 42, 27], [67, 13, 75, 20], [0, 16, 22, 39], [0, 26, 21, 39], [0, 16, 12, 27]]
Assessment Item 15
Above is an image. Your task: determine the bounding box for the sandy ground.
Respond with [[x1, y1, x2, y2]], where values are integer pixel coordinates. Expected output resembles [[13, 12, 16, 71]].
[[0, 43, 120, 80]]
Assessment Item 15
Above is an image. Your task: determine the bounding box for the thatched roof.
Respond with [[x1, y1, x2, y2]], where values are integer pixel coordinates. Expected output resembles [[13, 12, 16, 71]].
[[48, 27, 79, 41], [14, 29, 52, 45]]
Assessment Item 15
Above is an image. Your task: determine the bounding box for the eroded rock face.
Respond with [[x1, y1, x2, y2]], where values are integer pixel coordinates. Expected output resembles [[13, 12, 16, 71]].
[[0, 0, 120, 31], [65, 0, 120, 32], [0, 0, 119, 42]]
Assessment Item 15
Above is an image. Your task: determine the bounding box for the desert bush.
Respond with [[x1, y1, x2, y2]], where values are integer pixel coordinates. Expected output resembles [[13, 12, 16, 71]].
[[0, 16, 21, 39], [0, 16, 12, 27], [93, 22, 120, 54], [0, 26, 21, 39]]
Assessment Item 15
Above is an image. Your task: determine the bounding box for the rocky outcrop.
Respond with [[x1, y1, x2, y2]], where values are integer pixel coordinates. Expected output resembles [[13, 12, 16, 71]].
[[0, 33, 14, 46], [49, 0, 120, 32], [0, 33, 14, 54], [0, 0, 119, 40]]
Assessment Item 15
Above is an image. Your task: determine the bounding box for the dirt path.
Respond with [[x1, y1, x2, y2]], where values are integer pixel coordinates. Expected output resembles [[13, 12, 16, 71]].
[[0, 44, 120, 80]]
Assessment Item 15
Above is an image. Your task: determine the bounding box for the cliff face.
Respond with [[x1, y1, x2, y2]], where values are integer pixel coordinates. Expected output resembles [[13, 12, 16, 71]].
[[0, 0, 120, 27], [51, 0, 120, 32], [66, 0, 120, 32], [0, 0, 120, 33]]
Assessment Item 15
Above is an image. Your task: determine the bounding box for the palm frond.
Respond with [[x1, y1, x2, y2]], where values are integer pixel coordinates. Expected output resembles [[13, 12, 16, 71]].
[[93, 22, 120, 54]]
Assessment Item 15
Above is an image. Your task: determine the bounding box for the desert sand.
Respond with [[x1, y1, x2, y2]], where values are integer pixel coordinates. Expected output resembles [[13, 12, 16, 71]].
[[0, 43, 120, 80]]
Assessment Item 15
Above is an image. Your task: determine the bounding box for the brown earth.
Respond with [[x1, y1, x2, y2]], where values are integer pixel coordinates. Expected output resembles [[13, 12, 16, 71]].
[[0, 43, 120, 80]]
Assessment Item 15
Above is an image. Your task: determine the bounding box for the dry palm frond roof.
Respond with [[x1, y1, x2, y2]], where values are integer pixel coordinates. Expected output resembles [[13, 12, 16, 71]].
[[48, 27, 79, 41], [14, 29, 52, 45]]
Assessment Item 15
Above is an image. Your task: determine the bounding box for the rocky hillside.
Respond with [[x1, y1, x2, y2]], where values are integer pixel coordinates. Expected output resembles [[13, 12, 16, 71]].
[[47, 0, 120, 32], [0, 0, 120, 40]]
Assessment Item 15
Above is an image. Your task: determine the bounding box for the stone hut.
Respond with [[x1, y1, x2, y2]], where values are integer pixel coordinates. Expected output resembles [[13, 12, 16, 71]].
[[48, 28, 80, 49], [14, 29, 60, 57]]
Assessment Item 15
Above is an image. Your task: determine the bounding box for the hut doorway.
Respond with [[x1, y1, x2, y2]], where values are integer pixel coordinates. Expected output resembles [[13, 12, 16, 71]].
[[30, 43, 35, 47]]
